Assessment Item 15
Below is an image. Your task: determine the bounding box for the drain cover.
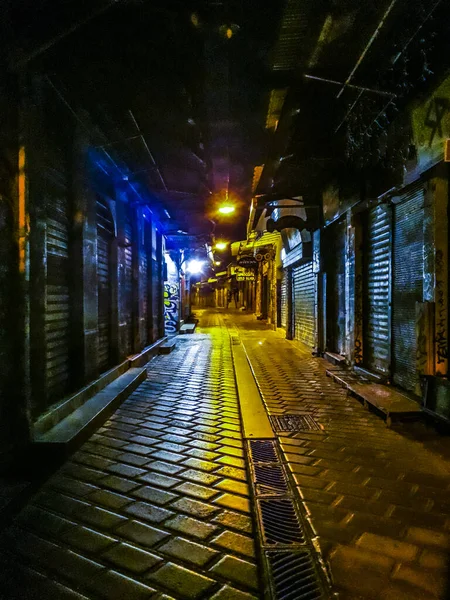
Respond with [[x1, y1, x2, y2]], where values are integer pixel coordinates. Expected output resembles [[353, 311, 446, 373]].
[[259, 498, 306, 545], [266, 550, 324, 599], [250, 440, 278, 463], [254, 464, 288, 494], [270, 414, 321, 432]]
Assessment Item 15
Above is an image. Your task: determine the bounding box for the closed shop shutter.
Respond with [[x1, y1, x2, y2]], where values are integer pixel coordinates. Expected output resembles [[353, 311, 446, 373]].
[[124, 213, 134, 355], [392, 184, 424, 392], [280, 270, 287, 329], [326, 219, 346, 354], [364, 204, 391, 375], [46, 186, 71, 401], [97, 198, 114, 373], [292, 262, 314, 347]]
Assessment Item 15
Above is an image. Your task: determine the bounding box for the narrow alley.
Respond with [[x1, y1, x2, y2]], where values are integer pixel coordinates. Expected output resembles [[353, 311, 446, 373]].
[[0, 309, 449, 600], [2, 2, 450, 600]]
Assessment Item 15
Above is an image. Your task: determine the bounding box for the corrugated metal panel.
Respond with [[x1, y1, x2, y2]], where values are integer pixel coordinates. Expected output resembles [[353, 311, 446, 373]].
[[281, 270, 287, 328], [46, 184, 70, 401], [271, 0, 310, 71], [124, 213, 134, 356], [292, 262, 314, 347], [364, 205, 391, 375], [97, 198, 114, 373], [393, 184, 424, 392]]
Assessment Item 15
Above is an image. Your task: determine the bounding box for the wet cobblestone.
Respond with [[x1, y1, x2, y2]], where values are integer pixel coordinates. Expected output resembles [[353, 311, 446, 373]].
[[0, 324, 259, 600], [230, 310, 450, 600]]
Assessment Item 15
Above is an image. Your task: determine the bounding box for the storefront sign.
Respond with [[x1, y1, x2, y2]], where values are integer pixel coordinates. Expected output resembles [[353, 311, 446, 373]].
[[237, 255, 258, 267]]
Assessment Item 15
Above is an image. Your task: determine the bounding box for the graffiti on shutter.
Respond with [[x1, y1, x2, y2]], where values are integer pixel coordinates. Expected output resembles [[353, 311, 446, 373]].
[[326, 219, 346, 354], [393, 184, 424, 392], [97, 198, 114, 373], [46, 186, 70, 401], [280, 270, 287, 329], [124, 215, 133, 355], [364, 205, 391, 375], [292, 262, 315, 347]]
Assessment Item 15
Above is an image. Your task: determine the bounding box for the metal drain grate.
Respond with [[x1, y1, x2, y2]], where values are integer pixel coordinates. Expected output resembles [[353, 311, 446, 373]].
[[254, 464, 288, 494], [250, 440, 278, 463], [270, 414, 321, 432], [259, 498, 306, 545], [266, 550, 324, 599]]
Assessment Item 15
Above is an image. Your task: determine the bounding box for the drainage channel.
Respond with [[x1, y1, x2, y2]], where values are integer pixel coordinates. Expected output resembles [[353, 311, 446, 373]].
[[226, 324, 333, 600], [248, 438, 333, 600]]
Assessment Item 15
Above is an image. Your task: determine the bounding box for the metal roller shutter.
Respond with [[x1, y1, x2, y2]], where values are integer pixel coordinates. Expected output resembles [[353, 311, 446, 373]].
[[392, 184, 424, 392], [124, 213, 134, 355], [292, 262, 314, 347], [140, 247, 148, 348], [280, 270, 287, 329], [97, 198, 114, 373], [46, 189, 70, 401], [364, 204, 391, 375]]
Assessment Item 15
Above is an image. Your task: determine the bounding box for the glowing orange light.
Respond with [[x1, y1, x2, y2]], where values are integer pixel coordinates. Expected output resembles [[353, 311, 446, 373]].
[[18, 146, 26, 273]]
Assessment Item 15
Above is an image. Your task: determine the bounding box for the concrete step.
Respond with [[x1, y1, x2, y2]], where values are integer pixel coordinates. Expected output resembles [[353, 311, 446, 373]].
[[159, 339, 177, 354], [326, 368, 422, 426], [33, 368, 146, 454], [180, 323, 196, 334], [324, 351, 346, 366]]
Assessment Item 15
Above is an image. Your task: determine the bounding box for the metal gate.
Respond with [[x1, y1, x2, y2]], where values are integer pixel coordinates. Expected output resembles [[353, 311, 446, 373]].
[[280, 270, 287, 329], [363, 204, 391, 375], [292, 262, 315, 347], [46, 189, 71, 401], [97, 197, 114, 373], [123, 211, 134, 355], [326, 219, 346, 354], [392, 184, 424, 392]]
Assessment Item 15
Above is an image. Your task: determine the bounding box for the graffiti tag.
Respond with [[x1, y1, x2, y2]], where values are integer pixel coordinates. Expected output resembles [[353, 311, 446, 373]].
[[164, 282, 179, 334]]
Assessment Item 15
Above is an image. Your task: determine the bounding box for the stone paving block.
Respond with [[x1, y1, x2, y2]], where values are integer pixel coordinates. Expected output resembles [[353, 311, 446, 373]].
[[115, 519, 170, 547], [33, 490, 90, 518], [101, 475, 141, 493], [48, 547, 106, 585], [102, 542, 162, 574], [187, 448, 221, 461], [210, 555, 259, 591], [64, 525, 117, 553], [164, 514, 219, 540], [215, 466, 247, 481], [406, 526, 450, 549], [171, 497, 221, 519], [158, 536, 218, 566], [139, 471, 181, 488], [146, 460, 184, 475], [88, 568, 156, 600], [116, 452, 151, 467], [178, 469, 221, 486], [210, 585, 258, 600], [214, 479, 249, 497], [182, 458, 220, 472], [72, 451, 115, 471], [212, 510, 253, 534], [148, 562, 216, 598], [62, 463, 107, 483], [356, 532, 418, 561], [175, 481, 221, 500], [214, 493, 251, 513], [123, 443, 155, 455], [132, 485, 178, 505], [125, 501, 174, 523], [392, 563, 447, 596], [211, 530, 255, 558], [17, 504, 77, 538], [88, 488, 133, 510], [77, 505, 128, 530], [106, 463, 148, 479]]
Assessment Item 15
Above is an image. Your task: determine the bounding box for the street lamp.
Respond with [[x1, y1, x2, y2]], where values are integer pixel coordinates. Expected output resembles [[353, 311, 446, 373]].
[[218, 205, 235, 215], [215, 242, 227, 250]]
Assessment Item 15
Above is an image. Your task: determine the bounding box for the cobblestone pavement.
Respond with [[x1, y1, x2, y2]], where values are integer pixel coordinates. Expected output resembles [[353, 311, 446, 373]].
[[0, 319, 260, 600], [227, 310, 450, 600]]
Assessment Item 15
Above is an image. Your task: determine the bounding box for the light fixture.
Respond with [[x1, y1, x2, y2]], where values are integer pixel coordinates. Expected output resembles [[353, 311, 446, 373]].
[[218, 205, 235, 215], [215, 242, 227, 250], [215, 261, 221, 266], [187, 259, 204, 274]]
